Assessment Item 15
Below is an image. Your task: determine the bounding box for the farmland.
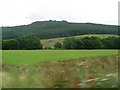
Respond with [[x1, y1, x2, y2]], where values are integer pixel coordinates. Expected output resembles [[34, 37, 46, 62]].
[[1, 32, 119, 88], [2, 50, 119, 88], [2, 50, 118, 65], [1, 19, 119, 88]]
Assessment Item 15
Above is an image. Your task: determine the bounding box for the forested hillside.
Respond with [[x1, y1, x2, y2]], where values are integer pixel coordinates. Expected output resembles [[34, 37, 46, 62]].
[[2, 20, 118, 39]]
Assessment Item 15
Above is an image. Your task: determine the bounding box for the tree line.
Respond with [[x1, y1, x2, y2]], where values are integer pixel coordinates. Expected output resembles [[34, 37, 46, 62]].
[[2, 34, 42, 50], [61, 36, 119, 49], [2, 34, 119, 50]]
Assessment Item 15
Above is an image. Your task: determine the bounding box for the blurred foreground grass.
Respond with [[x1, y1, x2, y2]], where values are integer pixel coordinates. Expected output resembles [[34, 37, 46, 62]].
[[2, 55, 118, 88]]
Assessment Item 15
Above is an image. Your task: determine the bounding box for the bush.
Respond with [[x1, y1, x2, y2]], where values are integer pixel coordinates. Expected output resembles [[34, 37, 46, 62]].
[[82, 36, 102, 49], [101, 36, 119, 49], [54, 42, 62, 49], [2, 39, 18, 50]]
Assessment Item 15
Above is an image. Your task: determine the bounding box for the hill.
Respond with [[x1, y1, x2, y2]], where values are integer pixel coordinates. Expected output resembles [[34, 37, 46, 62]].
[[2, 20, 118, 39]]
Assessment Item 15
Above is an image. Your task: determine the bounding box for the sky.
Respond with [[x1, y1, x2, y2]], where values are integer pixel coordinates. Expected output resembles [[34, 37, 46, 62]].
[[0, 0, 119, 26]]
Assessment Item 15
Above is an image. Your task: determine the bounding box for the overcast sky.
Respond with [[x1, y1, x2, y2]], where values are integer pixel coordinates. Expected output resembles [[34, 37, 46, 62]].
[[0, 0, 119, 26]]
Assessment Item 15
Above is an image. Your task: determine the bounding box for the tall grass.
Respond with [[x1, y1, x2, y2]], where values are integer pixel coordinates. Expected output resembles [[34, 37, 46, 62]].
[[2, 55, 118, 88]]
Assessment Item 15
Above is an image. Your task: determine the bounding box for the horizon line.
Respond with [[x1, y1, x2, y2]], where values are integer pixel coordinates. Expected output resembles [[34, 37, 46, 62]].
[[1, 20, 118, 27]]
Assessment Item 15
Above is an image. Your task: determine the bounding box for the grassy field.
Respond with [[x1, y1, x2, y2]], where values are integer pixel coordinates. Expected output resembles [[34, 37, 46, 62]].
[[2, 50, 118, 65], [2, 55, 119, 88], [41, 34, 118, 48], [2, 49, 119, 88]]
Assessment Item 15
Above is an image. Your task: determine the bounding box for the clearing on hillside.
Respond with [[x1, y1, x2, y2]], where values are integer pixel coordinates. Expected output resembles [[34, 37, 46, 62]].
[[41, 34, 118, 48]]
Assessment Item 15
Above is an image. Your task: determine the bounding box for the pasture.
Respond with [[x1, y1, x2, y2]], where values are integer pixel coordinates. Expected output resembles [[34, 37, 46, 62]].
[[2, 50, 119, 88], [2, 50, 118, 65]]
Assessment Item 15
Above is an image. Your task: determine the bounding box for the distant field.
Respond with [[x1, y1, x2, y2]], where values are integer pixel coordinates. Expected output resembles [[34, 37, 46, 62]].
[[2, 50, 118, 65], [41, 34, 118, 48]]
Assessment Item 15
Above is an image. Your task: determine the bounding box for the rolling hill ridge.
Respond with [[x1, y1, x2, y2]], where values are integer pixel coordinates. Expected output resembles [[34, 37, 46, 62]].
[[2, 20, 118, 39]]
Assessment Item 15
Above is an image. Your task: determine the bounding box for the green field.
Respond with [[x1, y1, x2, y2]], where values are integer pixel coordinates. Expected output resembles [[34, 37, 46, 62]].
[[2, 21, 119, 88], [41, 34, 118, 48], [3, 50, 118, 65], [2, 50, 119, 88]]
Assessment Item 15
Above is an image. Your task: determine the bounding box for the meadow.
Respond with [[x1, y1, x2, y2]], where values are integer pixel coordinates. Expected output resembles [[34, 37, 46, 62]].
[[2, 49, 119, 88], [2, 21, 119, 88], [2, 50, 118, 65]]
